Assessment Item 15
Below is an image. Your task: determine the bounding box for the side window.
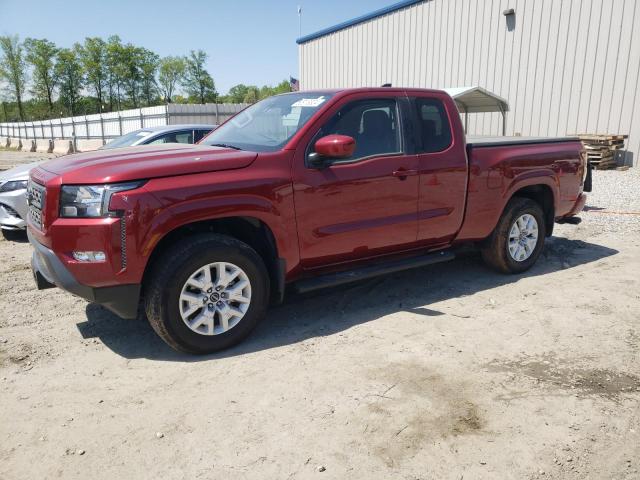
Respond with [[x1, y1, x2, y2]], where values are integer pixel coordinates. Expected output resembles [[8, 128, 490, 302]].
[[312, 99, 401, 162], [147, 131, 193, 145], [194, 129, 210, 143], [415, 98, 452, 153], [174, 131, 193, 144]]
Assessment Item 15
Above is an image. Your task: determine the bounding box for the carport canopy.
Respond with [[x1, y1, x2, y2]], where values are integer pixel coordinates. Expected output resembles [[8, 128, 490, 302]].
[[442, 86, 510, 135]]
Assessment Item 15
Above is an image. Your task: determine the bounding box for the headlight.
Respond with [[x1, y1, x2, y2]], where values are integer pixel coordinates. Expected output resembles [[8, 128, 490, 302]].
[[0, 180, 28, 192], [60, 181, 143, 218]]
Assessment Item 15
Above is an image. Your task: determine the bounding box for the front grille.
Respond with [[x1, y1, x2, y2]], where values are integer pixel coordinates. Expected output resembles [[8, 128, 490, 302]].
[[27, 180, 46, 229], [0, 203, 20, 218]]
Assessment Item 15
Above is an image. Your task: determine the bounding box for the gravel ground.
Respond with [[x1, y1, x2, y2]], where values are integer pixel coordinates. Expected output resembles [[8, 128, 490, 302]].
[[0, 149, 58, 171], [584, 167, 640, 233], [0, 151, 638, 480]]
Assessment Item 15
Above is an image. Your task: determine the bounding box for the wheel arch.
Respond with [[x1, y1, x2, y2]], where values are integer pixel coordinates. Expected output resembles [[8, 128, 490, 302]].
[[508, 183, 556, 236], [142, 216, 285, 304]]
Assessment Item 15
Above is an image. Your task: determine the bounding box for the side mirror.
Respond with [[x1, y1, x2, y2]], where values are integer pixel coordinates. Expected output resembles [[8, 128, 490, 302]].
[[314, 134, 356, 159]]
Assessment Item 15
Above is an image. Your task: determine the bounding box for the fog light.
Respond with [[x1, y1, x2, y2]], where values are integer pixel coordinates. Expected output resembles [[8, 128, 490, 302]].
[[72, 251, 106, 262]]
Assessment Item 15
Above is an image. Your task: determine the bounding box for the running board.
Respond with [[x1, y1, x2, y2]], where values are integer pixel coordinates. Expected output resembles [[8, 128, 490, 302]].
[[293, 250, 455, 294]]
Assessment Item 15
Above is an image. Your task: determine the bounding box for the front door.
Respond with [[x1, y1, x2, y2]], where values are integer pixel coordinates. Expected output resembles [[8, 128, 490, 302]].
[[292, 95, 420, 268]]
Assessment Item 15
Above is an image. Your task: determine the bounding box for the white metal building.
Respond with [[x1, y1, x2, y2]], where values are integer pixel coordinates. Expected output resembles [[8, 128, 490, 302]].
[[298, 0, 640, 165]]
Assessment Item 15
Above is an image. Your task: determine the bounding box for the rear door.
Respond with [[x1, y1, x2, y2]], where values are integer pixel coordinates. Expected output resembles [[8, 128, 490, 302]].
[[411, 93, 468, 245], [292, 93, 420, 268]]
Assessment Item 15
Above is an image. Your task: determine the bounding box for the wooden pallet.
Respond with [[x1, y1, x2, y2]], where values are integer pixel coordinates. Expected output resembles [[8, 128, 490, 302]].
[[584, 142, 624, 150], [572, 133, 628, 170], [571, 133, 628, 143]]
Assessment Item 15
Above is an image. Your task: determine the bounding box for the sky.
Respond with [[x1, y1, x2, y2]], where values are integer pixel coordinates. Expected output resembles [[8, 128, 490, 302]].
[[0, 0, 394, 94]]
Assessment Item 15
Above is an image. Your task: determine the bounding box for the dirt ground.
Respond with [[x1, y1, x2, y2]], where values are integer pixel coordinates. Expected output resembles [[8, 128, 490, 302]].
[[0, 151, 639, 480]]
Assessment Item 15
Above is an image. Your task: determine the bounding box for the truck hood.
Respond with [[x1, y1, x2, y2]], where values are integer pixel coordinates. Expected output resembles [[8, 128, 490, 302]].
[[39, 143, 258, 184]]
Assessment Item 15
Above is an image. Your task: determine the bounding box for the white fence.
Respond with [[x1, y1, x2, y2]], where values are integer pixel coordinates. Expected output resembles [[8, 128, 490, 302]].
[[0, 103, 248, 142]]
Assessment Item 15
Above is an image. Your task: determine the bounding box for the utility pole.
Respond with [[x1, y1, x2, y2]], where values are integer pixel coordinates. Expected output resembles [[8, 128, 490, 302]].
[[298, 5, 302, 37]]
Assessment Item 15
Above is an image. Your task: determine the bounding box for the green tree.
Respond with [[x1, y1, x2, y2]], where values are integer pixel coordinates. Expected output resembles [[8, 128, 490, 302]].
[[78, 37, 107, 111], [0, 35, 27, 121], [183, 50, 217, 104], [122, 43, 142, 108], [24, 38, 58, 114], [226, 84, 251, 103], [138, 48, 159, 106], [272, 79, 292, 95], [256, 80, 291, 100], [55, 47, 84, 116], [105, 35, 125, 110], [158, 56, 185, 102], [243, 87, 259, 104]]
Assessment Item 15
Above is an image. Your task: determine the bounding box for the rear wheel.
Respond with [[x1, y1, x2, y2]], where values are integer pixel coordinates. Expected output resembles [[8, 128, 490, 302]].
[[481, 197, 546, 274], [144, 234, 270, 354]]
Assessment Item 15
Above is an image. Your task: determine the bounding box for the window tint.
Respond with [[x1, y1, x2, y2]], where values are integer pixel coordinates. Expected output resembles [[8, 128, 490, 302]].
[[415, 98, 452, 153], [313, 99, 401, 161], [194, 129, 211, 143], [147, 130, 193, 145]]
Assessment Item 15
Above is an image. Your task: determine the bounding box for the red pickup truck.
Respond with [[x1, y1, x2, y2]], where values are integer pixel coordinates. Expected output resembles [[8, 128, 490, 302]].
[[27, 88, 589, 354]]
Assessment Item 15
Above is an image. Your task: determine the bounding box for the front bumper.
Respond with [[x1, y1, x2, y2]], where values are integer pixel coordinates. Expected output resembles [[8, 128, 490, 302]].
[[28, 229, 141, 319], [0, 189, 28, 230]]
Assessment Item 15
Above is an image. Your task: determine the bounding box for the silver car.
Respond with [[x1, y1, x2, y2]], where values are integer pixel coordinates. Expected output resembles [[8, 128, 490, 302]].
[[0, 161, 38, 232], [100, 124, 216, 150]]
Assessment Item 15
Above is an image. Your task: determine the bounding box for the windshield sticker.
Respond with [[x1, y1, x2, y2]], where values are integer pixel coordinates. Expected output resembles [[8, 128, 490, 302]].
[[291, 96, 326, 108]]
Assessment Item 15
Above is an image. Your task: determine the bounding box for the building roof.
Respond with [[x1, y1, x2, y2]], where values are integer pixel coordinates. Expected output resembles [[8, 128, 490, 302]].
[[296, 0, 424, 44], [443, 86, 510, 113]]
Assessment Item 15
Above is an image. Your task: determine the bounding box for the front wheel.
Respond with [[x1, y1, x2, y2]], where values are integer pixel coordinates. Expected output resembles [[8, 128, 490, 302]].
[[481, 197, 546, 274], [144, 234, 270, 354]]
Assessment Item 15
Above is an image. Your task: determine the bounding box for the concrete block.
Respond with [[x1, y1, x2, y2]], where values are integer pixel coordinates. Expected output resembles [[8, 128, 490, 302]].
[[35, 139, 53, 153], [75, 139, 104, 152], [52, 139, 74, 155], [21, 139, 36, 152]]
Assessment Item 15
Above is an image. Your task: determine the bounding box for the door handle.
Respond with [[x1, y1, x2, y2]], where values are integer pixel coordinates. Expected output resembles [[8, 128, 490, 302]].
[[392, 169, 418, 179]]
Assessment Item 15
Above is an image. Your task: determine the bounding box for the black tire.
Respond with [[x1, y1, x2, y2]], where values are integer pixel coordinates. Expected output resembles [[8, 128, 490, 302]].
[[144, 234, 270, 354], [481, 197, 546, 274], [1, 229, 27, 242]]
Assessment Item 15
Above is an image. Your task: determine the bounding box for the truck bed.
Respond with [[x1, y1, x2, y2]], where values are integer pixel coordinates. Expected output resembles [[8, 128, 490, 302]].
[[466, 135, 579, 148]]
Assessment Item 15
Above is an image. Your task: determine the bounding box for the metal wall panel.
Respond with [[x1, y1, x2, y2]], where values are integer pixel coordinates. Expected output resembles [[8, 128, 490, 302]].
[[299, 0, 640, 165]]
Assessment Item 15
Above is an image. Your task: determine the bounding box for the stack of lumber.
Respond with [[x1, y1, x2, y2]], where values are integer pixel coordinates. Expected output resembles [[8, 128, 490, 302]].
[[575, 134, 628, 170]]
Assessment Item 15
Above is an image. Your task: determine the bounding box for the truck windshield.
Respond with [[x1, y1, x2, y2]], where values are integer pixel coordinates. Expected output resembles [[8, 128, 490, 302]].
[[201, 92, 334, 152]]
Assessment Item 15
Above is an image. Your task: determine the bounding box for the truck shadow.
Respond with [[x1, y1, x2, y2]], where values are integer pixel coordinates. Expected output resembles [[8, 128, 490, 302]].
[[78, 236, 618, 361]]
